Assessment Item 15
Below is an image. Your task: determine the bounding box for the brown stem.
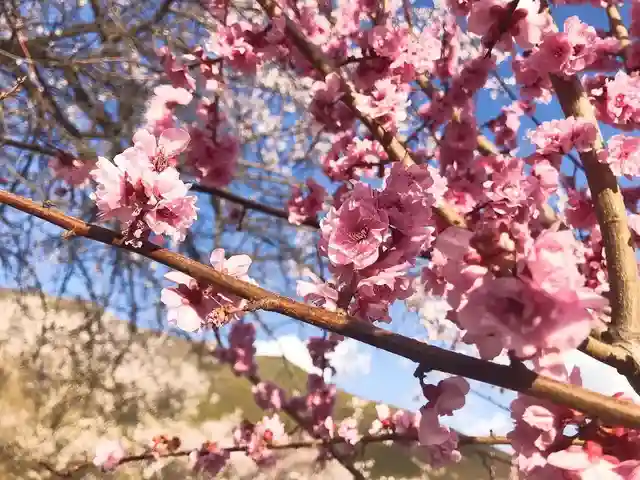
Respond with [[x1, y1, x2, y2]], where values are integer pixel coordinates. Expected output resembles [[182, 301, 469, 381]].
[[606, 4, 630, 67], [4, 190, 640, 428], [549, 74, 640, 353], [45, 432, 512, 477], [191, 183, 320, 228]]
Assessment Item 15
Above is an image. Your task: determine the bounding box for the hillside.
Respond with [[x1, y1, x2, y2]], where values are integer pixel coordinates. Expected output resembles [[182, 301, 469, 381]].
[[0, 288, 511, 479]]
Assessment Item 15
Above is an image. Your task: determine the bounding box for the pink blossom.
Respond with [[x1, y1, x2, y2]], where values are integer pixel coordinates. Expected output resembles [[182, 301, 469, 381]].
[[418, 408, 461, 467], [309, 73, 355, 132], [49, 152, 96, 188], [287, 178, 326, 225], [337, 417, 361, 445], [189, 443, 230, 478], [306, 335, 341, 369], [214, 321, 257, 375], [322, 135, 387, 181], [320, 183, 391, 270], [252, 381, 286, 411], [144, 85, 193, 134], [529, 17, 599, 77], [513, 55, 553, 102], [161, 271, 218, 332], [468, 0, 551, 51], [487, 101, 527, 151], [604, 72, 640, 128], [602, 134, 640, 177], [157, 47, 196, 90], [353, 78, 409, 132], [369, 404, 393, 434], [456, 274, 605, 360], [508, 365, 584, 476], [93, 439, 125, 471], [525, 230, 586, 296], [297, 273, 339, 311], [211, 23, 261, 74], [188, 129, 239, 188], [90, 129, 197, 243], [565, 188, 598, 229], [422, 376, 470, 416], [161, 249, 254, 332], [233, 415, 287, 466], [529, 117, 597, 155], [132, 128, 191, 168]]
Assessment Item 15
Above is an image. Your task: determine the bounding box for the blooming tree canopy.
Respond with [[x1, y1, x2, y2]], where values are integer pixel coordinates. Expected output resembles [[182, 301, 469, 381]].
[[4, 0, 640, 478]]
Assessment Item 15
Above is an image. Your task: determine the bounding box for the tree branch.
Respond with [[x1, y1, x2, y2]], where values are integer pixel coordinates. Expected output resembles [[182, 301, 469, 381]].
[[549, 73, 640, 355], [44, 432, 511, 478], [254, 0, 467, 228], [3, 189, 640, 428]]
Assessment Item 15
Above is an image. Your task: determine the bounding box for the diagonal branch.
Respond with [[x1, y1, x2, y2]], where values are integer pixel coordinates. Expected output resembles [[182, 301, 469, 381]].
[[255, 0, 466, 228], [3, 189, 640, 427], [549, 74, 639, 358]]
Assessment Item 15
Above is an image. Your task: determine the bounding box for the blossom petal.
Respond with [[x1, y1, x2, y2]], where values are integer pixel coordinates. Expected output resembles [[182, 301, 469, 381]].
[[159, 128, 191, 157]]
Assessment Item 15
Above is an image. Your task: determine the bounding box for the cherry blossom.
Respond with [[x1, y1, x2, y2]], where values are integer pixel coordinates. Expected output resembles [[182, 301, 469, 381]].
[[49, 152, 96, 188], [602, 135, 640, 178], [287, 178, 326, 225], [93, 439, 125, 471], [161, 248, 254, 331], [90, 128, 197, 243]]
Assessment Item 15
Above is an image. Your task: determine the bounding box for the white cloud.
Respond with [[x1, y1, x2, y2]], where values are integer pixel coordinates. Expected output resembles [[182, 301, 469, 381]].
[[328, 339, 372, 380], [255, 335, 320, 375], [562, 350, 640, 402], [255, 335, 371, 381]]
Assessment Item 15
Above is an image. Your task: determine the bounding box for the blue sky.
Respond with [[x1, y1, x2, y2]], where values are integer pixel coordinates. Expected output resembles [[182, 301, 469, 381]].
[[3, 0, 640, 442]]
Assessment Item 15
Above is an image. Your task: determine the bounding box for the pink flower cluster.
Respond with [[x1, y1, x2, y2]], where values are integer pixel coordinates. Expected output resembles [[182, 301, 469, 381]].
[[144, 84, 193, 135], [232, 415, 288, 466], [426, 227, 606, 360], [90, 128, 198, 244], [49, 151, 96, 188], [467, 0, 552, 51], [308, 163, 437, 322], [287, 178, 326, 225], [321, 133, 388, 181], [418, 376, 469, 466], [186, 99, 240, 188], [161, 248, 254, 332], [93, 439, 125, 471], [190, 442, 230, 478], [528, 117, 597, 156], [214, 320, 258, 376], [509, 363, 640, 479]]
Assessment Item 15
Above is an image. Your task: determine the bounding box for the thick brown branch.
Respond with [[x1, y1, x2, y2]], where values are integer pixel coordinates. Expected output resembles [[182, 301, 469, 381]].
[[549, 75, 640, 351], [3, 190, 640, 428]]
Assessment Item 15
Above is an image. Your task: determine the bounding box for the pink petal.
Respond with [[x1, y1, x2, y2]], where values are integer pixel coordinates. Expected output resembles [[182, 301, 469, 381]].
[[158, 128, 191, 157], [434, 227, 474, 261], [160, 288, 184, 307], [546, 448, 591, 471], [209, 248, 226, 267], [521, 405, 556, 431], [165, 270, 194, 286], [173, 306, 202, 332], [225, 254, 252, 276], [132, 129, 158, 157]]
